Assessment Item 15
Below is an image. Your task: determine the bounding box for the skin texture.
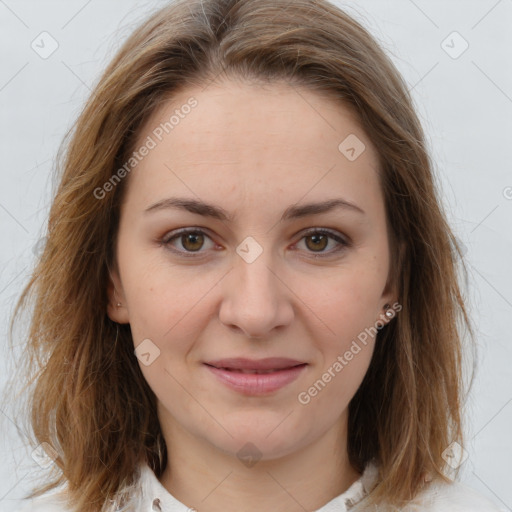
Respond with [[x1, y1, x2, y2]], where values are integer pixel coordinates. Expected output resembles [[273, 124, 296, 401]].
[[107, 79, 396, 512]]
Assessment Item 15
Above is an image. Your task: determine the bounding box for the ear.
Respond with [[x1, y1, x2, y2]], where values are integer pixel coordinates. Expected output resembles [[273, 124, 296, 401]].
[[380, 269, 397, 309], [377, 285, 399, 326], [106, 265, 130, 324], [376, 238, 405, 324]]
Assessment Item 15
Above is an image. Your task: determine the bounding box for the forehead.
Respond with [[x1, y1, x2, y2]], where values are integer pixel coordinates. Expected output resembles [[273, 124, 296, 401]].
[[123, 79, 382, 218]]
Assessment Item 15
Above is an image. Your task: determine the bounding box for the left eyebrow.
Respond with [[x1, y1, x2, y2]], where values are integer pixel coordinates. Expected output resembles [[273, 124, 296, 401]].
[[143, 197, 365, 221], [282, 198, 365, 220]]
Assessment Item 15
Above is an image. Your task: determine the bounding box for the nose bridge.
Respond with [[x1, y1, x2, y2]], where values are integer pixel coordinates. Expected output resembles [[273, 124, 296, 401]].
[[219, 235, 292, 337], [234, 235, 279, 308]]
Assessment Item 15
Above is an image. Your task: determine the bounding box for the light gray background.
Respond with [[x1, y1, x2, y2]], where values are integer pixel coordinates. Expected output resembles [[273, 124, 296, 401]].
[[0, 0, 511, 510]]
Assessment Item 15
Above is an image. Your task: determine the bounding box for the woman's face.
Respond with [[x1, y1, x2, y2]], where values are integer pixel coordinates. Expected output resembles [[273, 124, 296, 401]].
[[108, 79, 395, 462]]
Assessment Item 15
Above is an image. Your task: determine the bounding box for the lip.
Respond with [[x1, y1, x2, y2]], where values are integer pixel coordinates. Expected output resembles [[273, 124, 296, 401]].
[[205, 357, 306, 371], [204, 361, 308, 396]]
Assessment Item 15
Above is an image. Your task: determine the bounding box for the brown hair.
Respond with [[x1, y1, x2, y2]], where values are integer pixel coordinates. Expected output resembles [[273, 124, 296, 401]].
[[6, 0, 475, 510]]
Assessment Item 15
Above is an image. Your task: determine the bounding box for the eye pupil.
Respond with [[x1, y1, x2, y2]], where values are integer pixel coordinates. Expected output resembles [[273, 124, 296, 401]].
[[306, 234, 328, 252], [182, 232, 204, 251]]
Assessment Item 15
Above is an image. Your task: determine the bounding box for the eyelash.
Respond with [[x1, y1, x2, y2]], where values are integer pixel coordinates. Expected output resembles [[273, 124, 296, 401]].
[[160, 227, 350, 259]]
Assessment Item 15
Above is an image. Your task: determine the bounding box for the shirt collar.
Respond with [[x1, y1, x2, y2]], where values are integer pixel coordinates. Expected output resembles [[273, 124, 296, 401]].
[[137, 460, 379, 512]]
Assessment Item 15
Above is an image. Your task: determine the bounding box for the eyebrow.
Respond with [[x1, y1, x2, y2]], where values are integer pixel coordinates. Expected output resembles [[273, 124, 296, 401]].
[[144, 197, 365, 221]]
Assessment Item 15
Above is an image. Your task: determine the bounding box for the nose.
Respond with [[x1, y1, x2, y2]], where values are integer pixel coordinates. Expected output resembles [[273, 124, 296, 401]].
[[218, 244, 294, 339]]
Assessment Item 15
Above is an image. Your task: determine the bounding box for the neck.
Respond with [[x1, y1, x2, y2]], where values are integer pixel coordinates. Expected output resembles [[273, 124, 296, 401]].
[[158, 410, 361, 512]]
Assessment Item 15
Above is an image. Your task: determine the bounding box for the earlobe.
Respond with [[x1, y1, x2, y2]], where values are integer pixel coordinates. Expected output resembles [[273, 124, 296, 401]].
[[373, 301, 398, 329], [383, 302, 397, 321], [376, 302, 393, 326], [106, 266, 130, 324]]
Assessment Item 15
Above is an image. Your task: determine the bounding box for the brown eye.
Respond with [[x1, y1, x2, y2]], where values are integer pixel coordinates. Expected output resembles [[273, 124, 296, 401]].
[[297, 229, 349, 257], [162, 229, 215, 256], [304, 233, 329, 252], [180, 232, 205, 252]]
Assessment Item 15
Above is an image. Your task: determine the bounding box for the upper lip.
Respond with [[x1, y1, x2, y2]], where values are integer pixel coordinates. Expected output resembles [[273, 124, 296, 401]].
[[204, 357, 306, 371]]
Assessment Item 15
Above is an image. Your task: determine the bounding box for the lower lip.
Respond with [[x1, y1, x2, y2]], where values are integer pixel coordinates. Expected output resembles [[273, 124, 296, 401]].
[[204, 364, 307, 395]]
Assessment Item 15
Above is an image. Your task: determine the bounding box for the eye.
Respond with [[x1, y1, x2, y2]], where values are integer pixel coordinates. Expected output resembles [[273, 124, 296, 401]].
[[161, 227, 349, 258], [161, 228, 216, 257], [295, 228, 349, 257]]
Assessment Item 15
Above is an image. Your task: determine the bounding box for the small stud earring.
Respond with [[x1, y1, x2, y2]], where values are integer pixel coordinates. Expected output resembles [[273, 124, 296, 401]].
[[116, 302, 122, 308], [383, 303, 394, 318]]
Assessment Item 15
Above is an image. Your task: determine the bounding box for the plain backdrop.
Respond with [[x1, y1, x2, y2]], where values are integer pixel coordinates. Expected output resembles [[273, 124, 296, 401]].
[[0, 0, 511, 510]]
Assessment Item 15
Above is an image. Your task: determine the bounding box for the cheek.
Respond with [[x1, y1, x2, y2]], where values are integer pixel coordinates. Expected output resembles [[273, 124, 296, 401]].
[[121, 249, 216, 337], [299, 345, 373, 428], [123, 267, 223, 397], [296, 274, 378, 414], [295, 265, 384, 346]]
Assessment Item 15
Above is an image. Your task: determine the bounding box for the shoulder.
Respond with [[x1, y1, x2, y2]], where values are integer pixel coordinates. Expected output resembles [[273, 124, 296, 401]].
[[14, 492, 71, 512], [404, 478, 503, 512], [13, 463, 148, 512]]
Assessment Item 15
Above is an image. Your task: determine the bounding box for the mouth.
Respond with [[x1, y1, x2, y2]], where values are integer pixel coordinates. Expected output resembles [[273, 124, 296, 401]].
[[203, 358, 308, 395]]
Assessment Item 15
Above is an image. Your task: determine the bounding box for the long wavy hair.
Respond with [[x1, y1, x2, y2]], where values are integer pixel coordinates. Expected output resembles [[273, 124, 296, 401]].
[[6, 0, 475, 510]]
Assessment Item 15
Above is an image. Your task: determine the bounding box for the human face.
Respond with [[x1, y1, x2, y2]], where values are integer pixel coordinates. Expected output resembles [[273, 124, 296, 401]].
[[107, 79, 395, 463]]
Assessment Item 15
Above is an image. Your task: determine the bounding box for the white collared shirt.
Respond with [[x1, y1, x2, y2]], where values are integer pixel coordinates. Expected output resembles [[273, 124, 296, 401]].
[[14, 461, 503, 511]]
